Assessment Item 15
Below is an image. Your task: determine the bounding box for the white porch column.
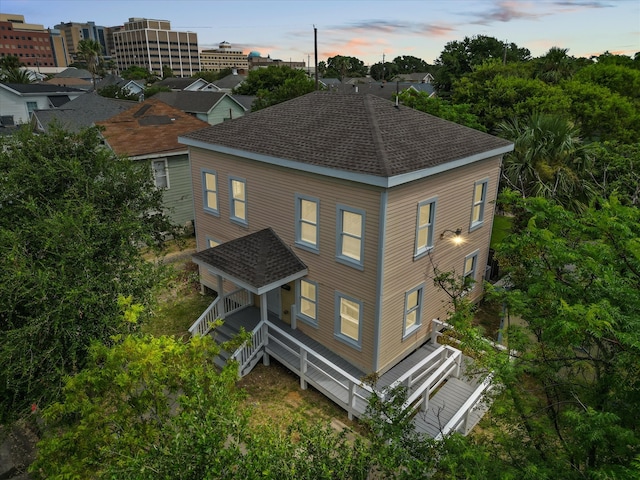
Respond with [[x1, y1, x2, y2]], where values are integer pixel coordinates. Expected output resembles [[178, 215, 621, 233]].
[[217, 274, 225, 318], [260, 293, 270, 366]]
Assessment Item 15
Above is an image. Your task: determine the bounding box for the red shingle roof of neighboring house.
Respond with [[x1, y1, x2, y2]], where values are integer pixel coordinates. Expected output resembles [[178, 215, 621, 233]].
[[96, 98, 209, 158], [180, 91, 513, 183]]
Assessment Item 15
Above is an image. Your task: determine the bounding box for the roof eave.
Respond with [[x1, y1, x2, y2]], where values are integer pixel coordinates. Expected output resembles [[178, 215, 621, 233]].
[[179, 136, 514, 188]]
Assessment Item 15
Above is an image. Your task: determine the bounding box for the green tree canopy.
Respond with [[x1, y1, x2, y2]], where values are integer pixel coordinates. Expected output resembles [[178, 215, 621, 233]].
[[0, 54, 31, 84], [477, 193, 640, 478], [76, 39, 103, 90], [434, 35, 531, 93], [369, 61, 399, 81], [397, 89, 486, 131], [0, 126, 174, 422], [98, 84, 140, 100], [233, 65, 315, 110], [323, 55, 368, 80], [392, 55, 430, 73], [120, 65, 153, 81]]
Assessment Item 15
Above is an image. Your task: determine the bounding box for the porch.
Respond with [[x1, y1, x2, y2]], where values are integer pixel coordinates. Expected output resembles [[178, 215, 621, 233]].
[[189, 292, 492, 439]]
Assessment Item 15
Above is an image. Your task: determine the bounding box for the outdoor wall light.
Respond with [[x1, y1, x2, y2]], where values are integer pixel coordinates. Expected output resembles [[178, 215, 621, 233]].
[[441, 228, 463, 244]]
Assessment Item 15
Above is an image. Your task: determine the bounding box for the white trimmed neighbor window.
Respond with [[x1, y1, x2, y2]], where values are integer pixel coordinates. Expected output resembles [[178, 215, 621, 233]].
[[335, 292, 362, 349], [229, 176, 247, 225], [470, 179, 488, 230], [403, 285, 424, 337], [152, 159, 168, 188], [336, 205, 364, 268], [415, 198, 436, 257], [202, 170, 218, 215], [298, 278, 318, 325], [295, 194, 319, 252], [206, 237, 220, 248]]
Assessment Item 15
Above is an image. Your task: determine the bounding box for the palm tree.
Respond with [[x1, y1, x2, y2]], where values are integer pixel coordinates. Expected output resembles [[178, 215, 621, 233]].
[[0, 55, 31, 83], [497, 113, 595, 211], [77, 39, 103, 91]]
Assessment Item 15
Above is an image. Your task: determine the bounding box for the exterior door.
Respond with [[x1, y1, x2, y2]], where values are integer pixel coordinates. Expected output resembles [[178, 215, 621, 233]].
[[266, 287, 281, 320]]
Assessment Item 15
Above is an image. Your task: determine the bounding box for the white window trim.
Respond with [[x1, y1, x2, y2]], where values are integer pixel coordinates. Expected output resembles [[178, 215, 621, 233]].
[[334, 291, 363, 350], [470, 179, 488, 231], [228, 176, 247, 226], [152, 158, 169, 189], [202, 169, 219, 216], [414, 197, 437, 258], [295, 194, 320, 253], [336, 204, 365, 270], [297, 278, 318, 327], [403, 284, 424, 339]]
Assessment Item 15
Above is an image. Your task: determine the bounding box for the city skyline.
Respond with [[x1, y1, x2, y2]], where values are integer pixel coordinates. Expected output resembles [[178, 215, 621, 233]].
[[3, 0, 639, 65]]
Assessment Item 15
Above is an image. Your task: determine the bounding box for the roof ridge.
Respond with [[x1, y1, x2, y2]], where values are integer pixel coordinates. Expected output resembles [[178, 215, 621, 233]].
[[363, 95, 392, 177]]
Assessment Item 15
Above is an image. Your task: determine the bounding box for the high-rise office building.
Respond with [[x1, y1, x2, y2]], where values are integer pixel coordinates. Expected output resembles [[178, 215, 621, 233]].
[[54, 21, 110, 61], [200, 41, 248, 74], [112, 18, 199, 77], [0, 13, 66, 68]]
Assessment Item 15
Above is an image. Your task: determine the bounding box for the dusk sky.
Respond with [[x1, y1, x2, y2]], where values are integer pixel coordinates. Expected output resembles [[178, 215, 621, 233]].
[[3, 0, 639, 65]]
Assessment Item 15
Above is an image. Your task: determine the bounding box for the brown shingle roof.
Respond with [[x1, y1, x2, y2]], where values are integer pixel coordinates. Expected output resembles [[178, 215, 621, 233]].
[[181, 91, 513, 179], [192, 228, 308, 293], [96, 98, 209, 157]]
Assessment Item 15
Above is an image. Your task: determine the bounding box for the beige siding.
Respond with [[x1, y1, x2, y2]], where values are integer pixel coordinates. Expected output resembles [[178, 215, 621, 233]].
[[190, 147, 382, 373], [377, 156, 502, 373]]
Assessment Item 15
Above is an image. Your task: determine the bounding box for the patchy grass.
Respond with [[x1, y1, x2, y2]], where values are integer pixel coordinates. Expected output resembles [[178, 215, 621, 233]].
[[473, 300, 503, 341], [490, 215, 513, 249], [238, 362, 362, 433]]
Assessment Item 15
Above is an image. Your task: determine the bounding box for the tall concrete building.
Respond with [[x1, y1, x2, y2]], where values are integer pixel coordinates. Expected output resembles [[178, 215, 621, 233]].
[[0, 13, 68, 68], [54, 21, 110, 61], [112, 18, 199, 77], [200, 41, 248, 74]]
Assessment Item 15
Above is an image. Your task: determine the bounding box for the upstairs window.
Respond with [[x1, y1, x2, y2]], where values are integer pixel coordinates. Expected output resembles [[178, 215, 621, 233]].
[[202, 170, 218, 215], [229, 176, 247, 225], [152, 159, 168, 188], [470, 179, 488, 230], [336, 205, 364, 269], [295, 194, 319, 252], [415, 198, 436, 257]]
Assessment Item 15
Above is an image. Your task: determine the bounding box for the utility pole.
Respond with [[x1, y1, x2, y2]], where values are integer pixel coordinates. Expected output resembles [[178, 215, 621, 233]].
[[314, 25, 318, 91]]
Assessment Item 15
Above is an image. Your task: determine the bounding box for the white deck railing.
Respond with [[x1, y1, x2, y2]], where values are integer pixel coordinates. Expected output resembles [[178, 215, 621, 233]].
[[264, 321, 375, 420], [188, 288, 253, 337], [230, 320, 266, 377], [435, 374, 494, 440], [386, 345, 462, 415]]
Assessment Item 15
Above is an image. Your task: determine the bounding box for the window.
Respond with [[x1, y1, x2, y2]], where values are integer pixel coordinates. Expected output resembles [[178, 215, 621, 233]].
[[295, 194, 319, 252], [151, 159, 168, 188], [463, 250, 479, 292], [229, 176, 247, 225], [26, 101, 38, 115], [470, 179, 488, 230], [202, 170, 218, 215], [415, 198, 436, 257], [336, 205, 364, 268], [403, 285, 424, 337], [334, 292, 362, 348], [298, 279, 318, 325], [206, 237, 220, 248]]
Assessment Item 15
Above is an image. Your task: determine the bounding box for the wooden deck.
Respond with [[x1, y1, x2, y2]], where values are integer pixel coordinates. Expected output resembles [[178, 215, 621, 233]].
[[213, 306, 490, 438]]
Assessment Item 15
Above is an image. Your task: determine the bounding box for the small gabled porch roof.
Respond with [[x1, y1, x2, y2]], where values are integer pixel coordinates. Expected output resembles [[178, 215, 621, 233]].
[[192, 227, 308, 295]]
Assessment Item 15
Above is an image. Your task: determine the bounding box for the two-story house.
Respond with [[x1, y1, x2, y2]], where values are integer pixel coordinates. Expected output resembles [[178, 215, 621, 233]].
[[180, 92, 513, 429], [97, 98, 209, 229]]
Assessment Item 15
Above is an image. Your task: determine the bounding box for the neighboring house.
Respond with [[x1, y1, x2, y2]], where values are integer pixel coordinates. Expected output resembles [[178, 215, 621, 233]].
[[0, 82, 84, 125], [154, 91, 246, 125], [396, 72, 435, 84], [319, 77, 342, 89], [408, 82, 436, 97], [31, 92, 137, 133], [96, 98, 209, 228], [154, 77, 219, 92], [96, 74, 145, 97], [180, 91, 513, 380], [230, 94, 257, 113], [211, 73, 246, 93], [54, 67, 94, 82], [43, 77, 93, 91]]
